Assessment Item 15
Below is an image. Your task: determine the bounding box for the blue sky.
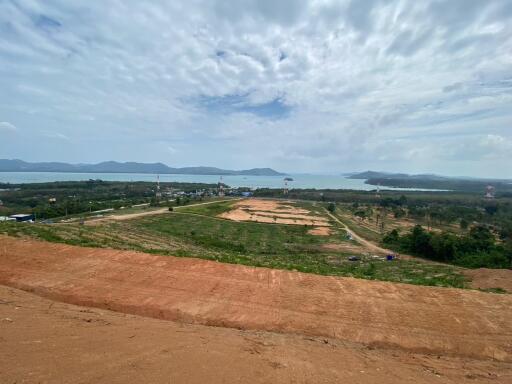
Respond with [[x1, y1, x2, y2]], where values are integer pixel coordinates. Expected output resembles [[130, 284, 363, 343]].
[[1, 0, 511, 177]]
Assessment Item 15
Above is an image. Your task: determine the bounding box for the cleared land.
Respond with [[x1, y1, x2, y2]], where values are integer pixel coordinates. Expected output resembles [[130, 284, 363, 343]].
[[0, 200, 467, 288], [1, 236, 511, 364], [2, 285, 511, 384], [219, 198, 331, 227]]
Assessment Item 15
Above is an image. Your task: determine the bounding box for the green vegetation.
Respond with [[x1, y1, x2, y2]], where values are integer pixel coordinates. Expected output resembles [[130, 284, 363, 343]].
[[383, 225, 511, 268], [254, 188, 512, 271], [177, 200, 236, 216], [0, 180, 218, 220], [365, 177, 512, 194], [3, 180, 509, 288], [0, 200, 467, 288]]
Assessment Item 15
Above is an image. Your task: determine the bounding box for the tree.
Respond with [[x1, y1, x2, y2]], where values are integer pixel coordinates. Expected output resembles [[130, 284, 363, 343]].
[[408, 225, 434, 257], [459, 219, 469, 230], [382, 229, 399, 245], [327, 202, 336, 213]]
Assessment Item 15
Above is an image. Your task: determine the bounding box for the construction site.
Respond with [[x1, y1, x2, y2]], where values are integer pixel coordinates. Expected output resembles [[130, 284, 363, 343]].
[[1, 197, 511, 383]]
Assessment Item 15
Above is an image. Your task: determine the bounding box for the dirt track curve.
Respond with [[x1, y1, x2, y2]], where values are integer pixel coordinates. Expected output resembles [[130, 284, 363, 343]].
[[0, 235, 511, 363], [326, 210, 395, 255]]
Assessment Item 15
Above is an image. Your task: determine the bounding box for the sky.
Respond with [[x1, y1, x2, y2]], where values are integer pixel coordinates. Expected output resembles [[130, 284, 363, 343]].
[[0, 0, 511, 177]]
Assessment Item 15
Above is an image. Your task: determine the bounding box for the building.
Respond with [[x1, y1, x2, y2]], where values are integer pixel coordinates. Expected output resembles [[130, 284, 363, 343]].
[[9, 214, 35, 222]]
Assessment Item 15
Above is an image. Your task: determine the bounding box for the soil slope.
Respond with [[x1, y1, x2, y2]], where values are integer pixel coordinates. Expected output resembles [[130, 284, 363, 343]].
[[1, 285, 511, 384], [0, 235, 511, 363]]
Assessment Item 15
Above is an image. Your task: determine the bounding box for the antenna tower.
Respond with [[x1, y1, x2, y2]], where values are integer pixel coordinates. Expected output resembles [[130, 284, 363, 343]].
[[218, 176, 225, 197], [156, 175, 162, 200]]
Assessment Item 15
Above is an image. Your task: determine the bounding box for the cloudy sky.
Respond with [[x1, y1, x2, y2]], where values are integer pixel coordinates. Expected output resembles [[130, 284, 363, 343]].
[[1, 0, 511, 177]]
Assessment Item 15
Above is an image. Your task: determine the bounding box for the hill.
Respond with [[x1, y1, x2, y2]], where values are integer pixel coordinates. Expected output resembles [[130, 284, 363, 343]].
[[0, 159, 284, 176]]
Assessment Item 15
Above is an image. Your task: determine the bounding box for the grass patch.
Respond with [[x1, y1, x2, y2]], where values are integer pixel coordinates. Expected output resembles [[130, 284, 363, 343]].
[[176, 199, 236, 217], [0, 200, 469, 289], [478, 287, 508, 294]]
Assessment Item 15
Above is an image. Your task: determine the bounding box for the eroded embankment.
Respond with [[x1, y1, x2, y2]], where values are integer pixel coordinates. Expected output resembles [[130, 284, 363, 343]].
[[0, 235, 511, 361]]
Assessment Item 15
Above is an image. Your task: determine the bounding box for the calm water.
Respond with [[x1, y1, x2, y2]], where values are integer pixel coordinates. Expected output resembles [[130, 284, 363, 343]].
[[0, 172, 442, 191]]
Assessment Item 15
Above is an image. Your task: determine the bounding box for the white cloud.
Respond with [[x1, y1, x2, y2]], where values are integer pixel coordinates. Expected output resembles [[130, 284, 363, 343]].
[[0, 122, 17, 131], [0, 0, 511, 176]]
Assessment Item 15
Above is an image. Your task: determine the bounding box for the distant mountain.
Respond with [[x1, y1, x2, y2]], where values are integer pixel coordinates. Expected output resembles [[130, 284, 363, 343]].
[[0, 159, 285, 176], [347, 170, 512, 193], [349, 170, 448, 181]]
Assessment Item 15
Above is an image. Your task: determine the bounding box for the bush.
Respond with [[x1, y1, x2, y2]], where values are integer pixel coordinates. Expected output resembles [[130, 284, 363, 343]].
[[382, 225, 511, 269]]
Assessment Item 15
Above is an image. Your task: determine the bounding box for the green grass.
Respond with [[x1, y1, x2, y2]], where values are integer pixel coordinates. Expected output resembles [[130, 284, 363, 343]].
[[176, 199, 236, 216], [333, 210, 382, 242], [478, 287, 508, 294], [0, 200, 469, 289]]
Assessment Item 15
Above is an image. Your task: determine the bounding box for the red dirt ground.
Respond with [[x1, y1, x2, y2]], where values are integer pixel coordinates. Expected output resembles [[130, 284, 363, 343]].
[[219, 198, 331, 226], [1, 285, 511, 384], [464, 268, 512, 292], [1, 235, 511, 364]]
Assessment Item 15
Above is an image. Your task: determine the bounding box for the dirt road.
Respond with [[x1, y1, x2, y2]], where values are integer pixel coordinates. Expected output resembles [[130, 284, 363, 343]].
[[326, 210, 395, 255], [1, 236, 511, 363], [85, 198, 238, 224], [1, 285, 510, 384]]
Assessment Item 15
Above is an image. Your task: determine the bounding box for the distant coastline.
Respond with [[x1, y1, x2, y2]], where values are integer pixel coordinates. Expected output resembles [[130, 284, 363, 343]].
[[0, 159, 284, 177]]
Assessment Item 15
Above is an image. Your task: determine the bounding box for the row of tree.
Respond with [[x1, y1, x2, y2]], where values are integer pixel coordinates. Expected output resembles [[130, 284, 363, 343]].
[[383, 225, 511, 268]]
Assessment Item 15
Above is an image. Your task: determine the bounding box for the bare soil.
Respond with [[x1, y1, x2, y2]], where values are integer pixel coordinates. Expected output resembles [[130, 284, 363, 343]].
[[307, 226, 332, 236], [1, 235, 511, 364], [2, 286, 511, 384], [464, 268, 512, 292], [219, 199, 330, 226], [85, 207, 170, 225]]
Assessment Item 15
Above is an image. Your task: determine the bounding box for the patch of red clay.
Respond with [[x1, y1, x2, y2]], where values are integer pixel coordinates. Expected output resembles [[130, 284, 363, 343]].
[[0, 235, 511, 362]]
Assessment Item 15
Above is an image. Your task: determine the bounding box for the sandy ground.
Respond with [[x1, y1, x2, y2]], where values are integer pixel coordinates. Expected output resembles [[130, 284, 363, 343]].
[[1, 286, 511, 384], [85, 207, 169, 225], [307, 226, 332, 236], [1, 236, 511, 363], [219, 199, 330, 226], [463, 268, 512, 292]]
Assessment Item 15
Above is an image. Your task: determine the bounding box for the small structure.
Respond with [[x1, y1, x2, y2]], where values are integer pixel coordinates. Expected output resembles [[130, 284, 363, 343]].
[[9, 214, 35, 222], [485, 185, 495, 199]]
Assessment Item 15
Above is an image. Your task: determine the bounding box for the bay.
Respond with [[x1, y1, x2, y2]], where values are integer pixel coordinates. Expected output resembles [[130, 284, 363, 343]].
[[0, 172, 443, 191]]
